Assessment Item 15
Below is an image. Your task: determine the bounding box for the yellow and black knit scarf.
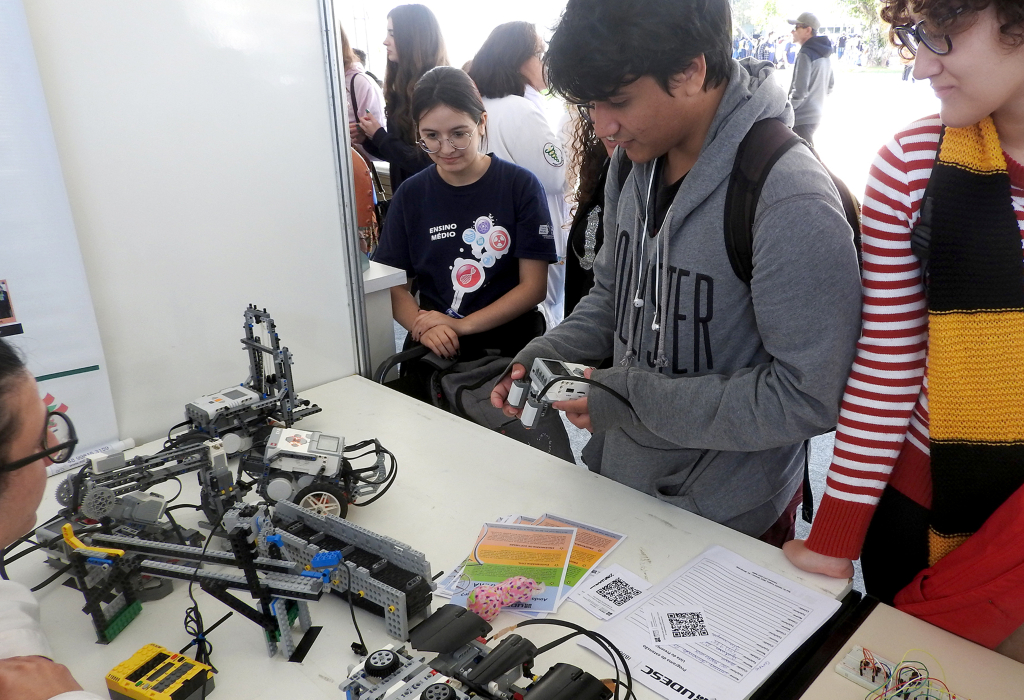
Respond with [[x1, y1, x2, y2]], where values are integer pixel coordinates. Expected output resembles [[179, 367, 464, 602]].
[[927, 117, 1024, 566]]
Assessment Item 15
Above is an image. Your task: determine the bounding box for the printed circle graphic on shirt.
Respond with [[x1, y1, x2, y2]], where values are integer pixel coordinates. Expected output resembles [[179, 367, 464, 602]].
[[474, 216, 492, 235], [488, 228, 510, 253], [452, 258, 485, 292], [462, 229, 477, 244], [543, 142, 564, 167], [481, 254, 496, 268], [471, 225, 511, 261]]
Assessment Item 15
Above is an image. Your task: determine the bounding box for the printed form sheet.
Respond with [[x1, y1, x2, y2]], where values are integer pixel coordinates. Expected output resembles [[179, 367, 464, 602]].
[[579, 546, 841, 700]]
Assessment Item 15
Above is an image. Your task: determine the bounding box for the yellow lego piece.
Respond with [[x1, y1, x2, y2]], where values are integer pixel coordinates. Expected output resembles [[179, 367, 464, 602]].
[[106, 643, 215, 700], [62, 524, 124, 557]]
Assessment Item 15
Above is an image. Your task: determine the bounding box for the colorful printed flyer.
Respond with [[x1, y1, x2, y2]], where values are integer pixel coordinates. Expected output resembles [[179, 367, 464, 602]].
[[531, 513, 626, 599], [449, 522, 576, 613]]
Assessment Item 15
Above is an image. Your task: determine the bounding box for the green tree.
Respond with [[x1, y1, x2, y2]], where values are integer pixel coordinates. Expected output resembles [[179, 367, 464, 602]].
[[840, 0, 892, 67]]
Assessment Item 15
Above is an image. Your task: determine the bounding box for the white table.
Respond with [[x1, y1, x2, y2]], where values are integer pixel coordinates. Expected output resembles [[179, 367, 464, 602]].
[[799, 603, 1024, 700], [22, 376, 851, 699], [362, 260, 406, 376]]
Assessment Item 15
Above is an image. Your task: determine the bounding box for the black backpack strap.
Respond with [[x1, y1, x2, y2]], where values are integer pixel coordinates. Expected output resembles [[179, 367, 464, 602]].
[[723, 119, 803, 285], [349, 74, 361, 117], [909, 126, 946, 283], [802, 439, 814, 523]]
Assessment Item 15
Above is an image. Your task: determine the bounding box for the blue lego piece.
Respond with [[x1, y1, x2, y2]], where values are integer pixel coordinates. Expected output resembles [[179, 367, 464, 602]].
[[310, 550, 342, 568], [266, 534, 283, 547]]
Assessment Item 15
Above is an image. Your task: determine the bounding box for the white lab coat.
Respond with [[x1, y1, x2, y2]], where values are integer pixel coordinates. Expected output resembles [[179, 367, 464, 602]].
[[483, 87, 569, 328], [0, 580, 104, 699]]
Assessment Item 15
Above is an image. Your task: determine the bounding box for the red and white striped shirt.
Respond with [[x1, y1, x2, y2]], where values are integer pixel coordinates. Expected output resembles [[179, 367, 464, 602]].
[[805, 115, 1024, 559]]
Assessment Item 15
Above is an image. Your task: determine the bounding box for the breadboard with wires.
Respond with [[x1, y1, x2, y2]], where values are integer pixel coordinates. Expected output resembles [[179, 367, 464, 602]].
[[835, 646, 969, 700]]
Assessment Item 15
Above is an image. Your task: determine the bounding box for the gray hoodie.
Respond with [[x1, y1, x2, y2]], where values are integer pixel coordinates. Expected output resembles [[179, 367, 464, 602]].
[[513, 59, 861, 536], [789, 36, 835, 127]]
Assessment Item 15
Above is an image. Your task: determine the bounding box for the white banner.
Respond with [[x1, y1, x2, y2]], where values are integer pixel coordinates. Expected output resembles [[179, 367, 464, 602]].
[[0, 0, 121, 471]]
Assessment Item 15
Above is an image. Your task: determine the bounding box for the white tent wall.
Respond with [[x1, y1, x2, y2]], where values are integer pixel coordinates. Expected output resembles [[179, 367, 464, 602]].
[[21, 0, 367, 443]]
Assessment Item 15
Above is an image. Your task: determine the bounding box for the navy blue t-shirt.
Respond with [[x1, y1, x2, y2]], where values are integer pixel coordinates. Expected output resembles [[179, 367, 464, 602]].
[[372, 156, 556, 318]]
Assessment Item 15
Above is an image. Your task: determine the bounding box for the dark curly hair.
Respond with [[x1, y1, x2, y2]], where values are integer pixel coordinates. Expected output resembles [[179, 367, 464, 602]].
[[881, 0, 1024, 48], [545, 0, 732, 103], [566, 114, 609, 219]]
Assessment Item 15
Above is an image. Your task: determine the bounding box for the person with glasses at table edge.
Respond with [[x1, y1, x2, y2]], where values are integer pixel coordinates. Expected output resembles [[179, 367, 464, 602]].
[[491, 0, 861, 545], [371, 67, 556, 399], [0, 339, 101, 700], [787, 12, 834, 147], [784, 0, 1024, 661]]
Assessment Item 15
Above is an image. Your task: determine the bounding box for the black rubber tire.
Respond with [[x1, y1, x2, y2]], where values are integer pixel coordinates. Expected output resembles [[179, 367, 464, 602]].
[[364, 649, 401, 678], [421, 683, 457, 700], [291, 482, 350, 519]]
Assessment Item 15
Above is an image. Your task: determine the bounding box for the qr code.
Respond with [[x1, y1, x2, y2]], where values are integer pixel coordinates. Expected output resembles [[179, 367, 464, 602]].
[[667, 612, 709, 638], [595, 578, 642, 607]]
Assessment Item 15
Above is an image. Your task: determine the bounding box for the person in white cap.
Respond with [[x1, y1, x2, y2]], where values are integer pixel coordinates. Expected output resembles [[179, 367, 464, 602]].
[[787, 12, 834, 146]]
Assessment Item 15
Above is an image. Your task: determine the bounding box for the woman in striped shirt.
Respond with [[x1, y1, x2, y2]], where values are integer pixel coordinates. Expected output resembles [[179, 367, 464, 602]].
[[784, 0, 1024, 660]]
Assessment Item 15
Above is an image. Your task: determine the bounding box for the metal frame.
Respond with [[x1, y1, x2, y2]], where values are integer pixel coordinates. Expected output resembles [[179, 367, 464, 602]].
[[318, 0, 372, 377]]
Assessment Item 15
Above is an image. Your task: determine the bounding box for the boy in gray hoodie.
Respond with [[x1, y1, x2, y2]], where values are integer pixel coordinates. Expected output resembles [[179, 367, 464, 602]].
[[491, 0, 861, 541]]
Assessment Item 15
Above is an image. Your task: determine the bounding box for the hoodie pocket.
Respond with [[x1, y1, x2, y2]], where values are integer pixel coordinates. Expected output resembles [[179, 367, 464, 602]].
[[660, 450, 777, 524]]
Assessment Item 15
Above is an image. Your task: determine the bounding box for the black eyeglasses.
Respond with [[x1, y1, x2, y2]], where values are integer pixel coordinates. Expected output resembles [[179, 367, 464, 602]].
[[1, 410, 77, 473], [894, 6, 967, 58], [575, 103, 595, 126]]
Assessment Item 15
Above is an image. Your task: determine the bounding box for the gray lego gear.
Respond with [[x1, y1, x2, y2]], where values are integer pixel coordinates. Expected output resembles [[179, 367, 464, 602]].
[[81, 487, 116, 519], [56, 476, 75, 507]]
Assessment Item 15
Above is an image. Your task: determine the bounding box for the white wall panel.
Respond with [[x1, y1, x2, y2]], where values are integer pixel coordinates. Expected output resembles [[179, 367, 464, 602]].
[[23, 0, 359, 442]]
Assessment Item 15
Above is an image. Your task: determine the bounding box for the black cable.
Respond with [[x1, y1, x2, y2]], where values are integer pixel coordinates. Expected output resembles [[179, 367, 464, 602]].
[[164, 509, 189, 546], [30, 563, 73, 592], [165, 503, 203, 512], [350, 443, 397, 507], [3, 512, 65, 555], [179, 611, 233, 656], [537, 376, 633, 413], [343, 564, 367, 656], [164, 477, 183, 504], [512, 619, 635, 700], [181, 509, 229, 685]]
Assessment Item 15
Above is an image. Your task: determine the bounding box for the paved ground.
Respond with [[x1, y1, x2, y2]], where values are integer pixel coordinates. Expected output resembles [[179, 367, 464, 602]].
[[387, 68, 939, 593]]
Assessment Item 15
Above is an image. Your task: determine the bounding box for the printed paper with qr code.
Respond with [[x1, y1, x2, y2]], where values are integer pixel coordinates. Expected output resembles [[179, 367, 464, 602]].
[[569, 563, 650, 620], [577, 545, 841, 700], [647, 606, 712, 646]]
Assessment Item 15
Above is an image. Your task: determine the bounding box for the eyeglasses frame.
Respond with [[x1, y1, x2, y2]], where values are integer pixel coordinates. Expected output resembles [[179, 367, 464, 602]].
[[894, 6, 968, 59], [1, 410, 78, 473], [417, 126, 478, 154]]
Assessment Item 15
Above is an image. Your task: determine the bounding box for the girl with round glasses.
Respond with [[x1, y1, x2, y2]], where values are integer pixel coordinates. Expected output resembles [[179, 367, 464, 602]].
[[358, 4, 448, 193], [785, 0, 1024, 661], [0, 338, 98, 699], [372, 67, 556, 389]]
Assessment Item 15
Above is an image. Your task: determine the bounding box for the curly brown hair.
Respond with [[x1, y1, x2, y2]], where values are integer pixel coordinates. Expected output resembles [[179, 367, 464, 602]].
[[881, 0, 1024, 48], [565, 113, 609, 220]]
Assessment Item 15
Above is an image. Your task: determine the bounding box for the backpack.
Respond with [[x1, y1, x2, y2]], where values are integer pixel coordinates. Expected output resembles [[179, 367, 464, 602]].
[[349, 73, 391, 228], [614, 118, 863, 523]]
